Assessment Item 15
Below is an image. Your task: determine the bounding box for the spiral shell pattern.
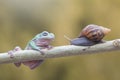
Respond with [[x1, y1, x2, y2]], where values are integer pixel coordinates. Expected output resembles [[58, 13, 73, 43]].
[[80, 24, 111, 42]]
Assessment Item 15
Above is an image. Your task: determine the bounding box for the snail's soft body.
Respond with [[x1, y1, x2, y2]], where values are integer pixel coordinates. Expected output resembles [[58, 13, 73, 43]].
[[70, 24, 111, 46], [70, 37, 96, 46]]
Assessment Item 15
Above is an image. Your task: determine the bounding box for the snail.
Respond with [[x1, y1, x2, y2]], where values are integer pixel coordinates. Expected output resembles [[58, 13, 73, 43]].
[[65, 24, 111, 46]]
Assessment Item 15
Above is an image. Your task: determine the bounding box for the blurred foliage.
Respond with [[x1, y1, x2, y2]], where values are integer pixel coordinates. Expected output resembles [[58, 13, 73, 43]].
[[0, 0, 120, 80]]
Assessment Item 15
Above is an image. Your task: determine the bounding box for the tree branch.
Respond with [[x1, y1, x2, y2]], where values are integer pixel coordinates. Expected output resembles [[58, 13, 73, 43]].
[[0, 39, 120, 64]]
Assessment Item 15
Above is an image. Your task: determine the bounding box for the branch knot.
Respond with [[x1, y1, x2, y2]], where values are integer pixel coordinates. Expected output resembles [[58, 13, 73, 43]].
[[113, 39, 120, 47]]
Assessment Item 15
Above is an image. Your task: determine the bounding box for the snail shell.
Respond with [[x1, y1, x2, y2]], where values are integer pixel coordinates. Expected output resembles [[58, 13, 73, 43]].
[[79, 24, 111, 42]]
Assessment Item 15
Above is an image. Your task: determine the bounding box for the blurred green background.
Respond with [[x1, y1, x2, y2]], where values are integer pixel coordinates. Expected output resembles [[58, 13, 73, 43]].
[[0, 0, 120, 80]]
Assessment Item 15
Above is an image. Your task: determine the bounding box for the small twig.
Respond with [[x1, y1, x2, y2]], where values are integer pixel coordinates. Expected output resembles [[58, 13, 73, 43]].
[[0, 39, 120, 64]]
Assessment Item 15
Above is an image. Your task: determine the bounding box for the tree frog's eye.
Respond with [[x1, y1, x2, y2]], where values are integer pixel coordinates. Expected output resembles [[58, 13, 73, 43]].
[[42, 32, 48, 36]]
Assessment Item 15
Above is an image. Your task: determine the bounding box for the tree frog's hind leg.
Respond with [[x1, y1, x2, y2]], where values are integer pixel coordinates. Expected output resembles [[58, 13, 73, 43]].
[[29, 60, 44, 69]]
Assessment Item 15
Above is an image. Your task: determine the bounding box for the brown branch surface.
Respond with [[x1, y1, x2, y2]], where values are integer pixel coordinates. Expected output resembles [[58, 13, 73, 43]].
[[0, 39, 120, 64]]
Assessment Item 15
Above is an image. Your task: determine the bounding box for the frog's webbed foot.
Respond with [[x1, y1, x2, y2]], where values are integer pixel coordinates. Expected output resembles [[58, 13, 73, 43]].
[[40, 46, 53, 55], [8, 46, 22, 67], [47, 45, 53, 50], [35, 45, 53, 55], [38, 50, 45, 55]]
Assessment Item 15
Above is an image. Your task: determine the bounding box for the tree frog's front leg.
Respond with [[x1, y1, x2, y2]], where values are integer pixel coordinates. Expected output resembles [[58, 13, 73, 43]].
[[47, 45, 53, 50], [28, 41, 46, 55], [34, 48, 46, 55]]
